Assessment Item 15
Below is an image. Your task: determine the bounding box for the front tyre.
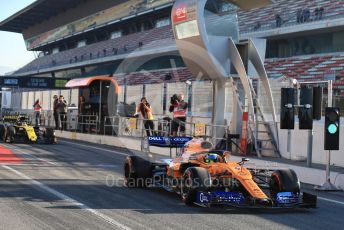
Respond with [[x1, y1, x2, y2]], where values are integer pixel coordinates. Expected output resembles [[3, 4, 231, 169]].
[[270, 169, 300, 198], [181, 167, 211, 206]]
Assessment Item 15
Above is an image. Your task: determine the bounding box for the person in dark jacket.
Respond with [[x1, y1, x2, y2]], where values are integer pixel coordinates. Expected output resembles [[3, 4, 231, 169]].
[[79, 96, 86, 133], [57, 95, 67, 130], [53, 95, 59, 129], [169, 93, 188, 136]]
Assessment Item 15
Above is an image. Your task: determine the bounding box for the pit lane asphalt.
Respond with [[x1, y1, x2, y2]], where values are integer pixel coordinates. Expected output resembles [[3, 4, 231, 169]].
[[0, 139, 343, 230]]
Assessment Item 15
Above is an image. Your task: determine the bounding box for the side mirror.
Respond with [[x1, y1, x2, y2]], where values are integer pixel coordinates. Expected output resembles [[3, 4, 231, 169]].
[[242, 158, 250, 162], [238, 158, 250, 166]]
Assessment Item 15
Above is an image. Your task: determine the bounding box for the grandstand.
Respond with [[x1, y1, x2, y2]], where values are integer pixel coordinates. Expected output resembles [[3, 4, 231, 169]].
[[0, 0, 343, 115], [238, 0, 344, 34]]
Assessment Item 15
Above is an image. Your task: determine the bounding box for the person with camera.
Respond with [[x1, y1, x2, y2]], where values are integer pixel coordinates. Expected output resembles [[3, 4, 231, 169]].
[[169, 93, 188, 136], [136, 97, 155, 136], [33, 99, 42, 126], [56, 95, 67, 131]]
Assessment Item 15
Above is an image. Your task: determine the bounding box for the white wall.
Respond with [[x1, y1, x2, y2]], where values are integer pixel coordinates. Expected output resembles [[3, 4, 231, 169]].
[[1, 91, 12, 109], [145, 83, 163, 115], [126, 85, 143, 105]]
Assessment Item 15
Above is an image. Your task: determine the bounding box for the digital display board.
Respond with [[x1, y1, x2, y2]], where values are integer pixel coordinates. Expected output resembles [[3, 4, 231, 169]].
[[22, 77, 51, 88], [0, 77, 69, 89], [1, 78, 19, 86]]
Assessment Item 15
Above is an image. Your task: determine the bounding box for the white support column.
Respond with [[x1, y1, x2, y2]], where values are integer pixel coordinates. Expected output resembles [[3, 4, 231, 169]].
[[212, 79, 226, 143]]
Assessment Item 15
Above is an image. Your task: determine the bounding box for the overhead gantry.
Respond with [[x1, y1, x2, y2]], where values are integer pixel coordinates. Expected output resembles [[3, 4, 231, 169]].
[[171, 0, 279, 157]]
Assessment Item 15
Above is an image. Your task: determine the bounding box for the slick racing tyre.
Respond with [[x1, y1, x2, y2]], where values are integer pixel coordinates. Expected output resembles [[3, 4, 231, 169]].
[[124, 156, 152, 188], [181, 167, 211, 206], [269, 169, 300, 198], [3, 126, 15, 143], [44, 128, 57, 144], [0, 124, 5, 140]]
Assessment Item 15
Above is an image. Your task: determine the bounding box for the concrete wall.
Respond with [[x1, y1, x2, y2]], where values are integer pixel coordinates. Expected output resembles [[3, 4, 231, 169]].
[[279, 119, 344, 167]]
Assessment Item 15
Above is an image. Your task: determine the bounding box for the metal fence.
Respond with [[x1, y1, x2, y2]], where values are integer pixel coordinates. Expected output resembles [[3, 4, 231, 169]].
[[0, 109, 245, 154]]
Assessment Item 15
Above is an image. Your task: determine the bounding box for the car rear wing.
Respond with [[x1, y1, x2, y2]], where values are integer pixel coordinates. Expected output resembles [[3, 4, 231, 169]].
[[2, 114, 29, 123]]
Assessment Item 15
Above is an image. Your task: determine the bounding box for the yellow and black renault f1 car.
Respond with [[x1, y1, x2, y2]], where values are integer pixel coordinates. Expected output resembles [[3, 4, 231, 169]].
[[124, 138, 317, 209], [0, 115, 56, 144]]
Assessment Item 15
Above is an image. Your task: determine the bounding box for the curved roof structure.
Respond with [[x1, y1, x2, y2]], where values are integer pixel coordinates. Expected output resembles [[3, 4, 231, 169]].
[[0, 0, 84, 33]]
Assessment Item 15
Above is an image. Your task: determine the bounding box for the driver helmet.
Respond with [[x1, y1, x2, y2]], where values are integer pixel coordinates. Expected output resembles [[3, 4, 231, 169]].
[[17, 116, 26, 125], [204, 154, 219, 164]]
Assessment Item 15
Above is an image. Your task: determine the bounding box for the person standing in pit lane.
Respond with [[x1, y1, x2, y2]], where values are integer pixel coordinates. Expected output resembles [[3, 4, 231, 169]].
[[169, 93, 188, 137], [33, 99, 42, 126], [136, 97, 156, 136], [56, 95, 67, 131], [53, 95, 59, 129]]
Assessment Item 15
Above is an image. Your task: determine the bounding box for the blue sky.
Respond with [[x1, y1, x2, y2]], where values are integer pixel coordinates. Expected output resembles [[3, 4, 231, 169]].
[[0, 0, 36, 74]]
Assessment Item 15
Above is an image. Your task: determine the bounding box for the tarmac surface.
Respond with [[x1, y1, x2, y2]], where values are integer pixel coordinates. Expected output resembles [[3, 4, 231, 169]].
[[0, 139, 343, 230]]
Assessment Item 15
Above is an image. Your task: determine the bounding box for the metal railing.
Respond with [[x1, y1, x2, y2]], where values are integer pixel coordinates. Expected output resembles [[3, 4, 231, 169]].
[[102, 115, 242, 152], [1, 110, 244, 154]]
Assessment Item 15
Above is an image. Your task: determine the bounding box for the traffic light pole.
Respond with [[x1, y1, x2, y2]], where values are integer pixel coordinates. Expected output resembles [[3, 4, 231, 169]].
[[326, 80, 332, 185], [294, 82, 313, 167], [315, 80, 340, 191], [307, 129, 313, 167], [287, 129, 292, 159]]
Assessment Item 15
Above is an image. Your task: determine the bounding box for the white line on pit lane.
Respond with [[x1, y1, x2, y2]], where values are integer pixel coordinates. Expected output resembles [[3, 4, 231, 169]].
[[2, 165, 132, 230], [1, 144, 58, 166], [318, 196, 344, 206], [59, 140, 129, 157]]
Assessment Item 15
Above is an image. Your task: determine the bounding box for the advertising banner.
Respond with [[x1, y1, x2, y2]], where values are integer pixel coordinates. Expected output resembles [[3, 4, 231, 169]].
[[148, 136, 192, 148]]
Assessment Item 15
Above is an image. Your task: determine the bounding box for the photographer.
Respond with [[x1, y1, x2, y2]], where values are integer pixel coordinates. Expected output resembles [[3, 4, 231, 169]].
[[169, 93, 188, 136], [33, 99, 42, 126], [136, 97, 155, 136]]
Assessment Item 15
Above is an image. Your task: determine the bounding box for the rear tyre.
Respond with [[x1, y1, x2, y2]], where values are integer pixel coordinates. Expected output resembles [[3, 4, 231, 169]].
[[270, 169, 300, 198], [181, 167, 211, 206], [0, 124, 5, 140], [44, 128, 57, 144], [124, 156, 152, 188]]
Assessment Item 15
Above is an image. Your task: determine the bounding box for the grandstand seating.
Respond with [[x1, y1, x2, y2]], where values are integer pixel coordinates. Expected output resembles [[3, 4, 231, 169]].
[[13, 0, 344, 93], [238, 0, 344, 34], [14, 25, 174, 74], [115, 67, 192, 85], [265, 54, 344, 89], [115, 54, 344, 87]]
